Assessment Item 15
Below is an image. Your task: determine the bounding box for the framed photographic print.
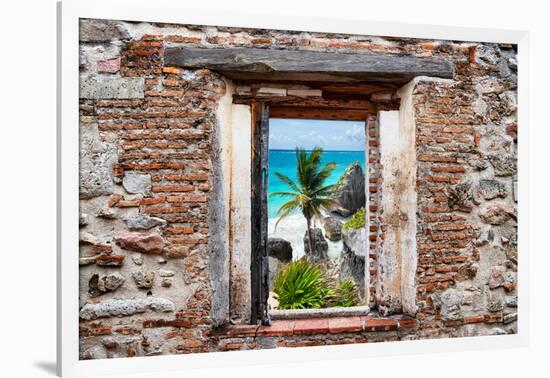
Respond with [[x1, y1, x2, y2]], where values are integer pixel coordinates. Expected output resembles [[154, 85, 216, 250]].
[[58, 0, 529, 376]]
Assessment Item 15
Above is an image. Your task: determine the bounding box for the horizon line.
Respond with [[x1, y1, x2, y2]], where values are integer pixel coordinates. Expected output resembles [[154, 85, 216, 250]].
[[269, 148, 365, 152]]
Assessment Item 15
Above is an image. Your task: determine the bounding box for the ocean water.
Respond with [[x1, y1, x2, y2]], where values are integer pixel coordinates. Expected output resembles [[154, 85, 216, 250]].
[[268, 149, 365, 219], [267, 149, 365, 260]]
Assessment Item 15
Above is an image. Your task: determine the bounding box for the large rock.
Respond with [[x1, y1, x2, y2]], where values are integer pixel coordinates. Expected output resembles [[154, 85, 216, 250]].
[[303, 228, 328, 261], [268, 256, 283, 292], [339, 246, 365, 299], [123, 214, 167, 230], [267, 238, 292, 262], [323, 216, 343, 241], [342, 224, 367, 254], [114, 233, 165, 254], [340, 225, 368, 298], [331, 162, 366, 216], [79, 297, 175, 320], [122, 173, 152, 196]]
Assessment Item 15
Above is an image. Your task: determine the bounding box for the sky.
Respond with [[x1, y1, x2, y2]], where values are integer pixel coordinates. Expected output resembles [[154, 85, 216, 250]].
[[269, 118, 366, 151]]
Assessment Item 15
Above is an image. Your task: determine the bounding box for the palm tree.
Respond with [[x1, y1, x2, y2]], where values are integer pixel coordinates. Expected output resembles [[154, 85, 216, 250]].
[[271, 147, 338, 256]]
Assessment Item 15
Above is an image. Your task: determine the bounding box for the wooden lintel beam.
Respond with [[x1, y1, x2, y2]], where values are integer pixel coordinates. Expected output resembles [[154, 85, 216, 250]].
[[269, 106, 372, 121], [164, 47, 455, 83], [234, 96, 400, 112]]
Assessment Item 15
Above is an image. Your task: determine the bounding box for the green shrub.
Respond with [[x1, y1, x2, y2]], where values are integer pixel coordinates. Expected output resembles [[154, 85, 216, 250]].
[[326, 279, 361, 307], [343, 208, 366, 230], [274, 258, 331, 309]]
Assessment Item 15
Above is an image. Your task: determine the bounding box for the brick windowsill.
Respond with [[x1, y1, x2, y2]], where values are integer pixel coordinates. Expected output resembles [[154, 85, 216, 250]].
[[213, 316, 417, 338]]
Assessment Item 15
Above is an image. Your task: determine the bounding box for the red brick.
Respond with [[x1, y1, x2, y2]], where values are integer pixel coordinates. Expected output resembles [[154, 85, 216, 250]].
[[257, 320, 295, 336], [464, 316, 485, 324], [397, 318, 418, 330], [431, 165, 466, 173], [95, 255, 125, 267], [152, 185, 195, 193], [293, 318, 329, 335], [328, 316, 362, 334], [162, 66, 183, 74], [362, 317, 398, 332], [165, 227, 194, 235]]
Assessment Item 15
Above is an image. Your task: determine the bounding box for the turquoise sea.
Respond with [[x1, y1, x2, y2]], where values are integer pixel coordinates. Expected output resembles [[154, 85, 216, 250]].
[[268, 149, 365, 219]]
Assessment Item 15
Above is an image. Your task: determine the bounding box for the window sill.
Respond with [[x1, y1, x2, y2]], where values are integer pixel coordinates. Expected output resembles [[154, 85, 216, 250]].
[[269, 305, 370, 320], [213, 315, 417, 338]]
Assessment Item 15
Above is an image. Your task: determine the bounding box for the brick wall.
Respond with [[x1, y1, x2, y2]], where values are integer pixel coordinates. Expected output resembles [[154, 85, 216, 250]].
[[78, 19, 517, 358], [366, 114, 382, 306]]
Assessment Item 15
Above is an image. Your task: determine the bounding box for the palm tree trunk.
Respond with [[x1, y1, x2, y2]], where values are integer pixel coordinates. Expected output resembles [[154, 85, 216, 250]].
[[305, 212, 315, 257]]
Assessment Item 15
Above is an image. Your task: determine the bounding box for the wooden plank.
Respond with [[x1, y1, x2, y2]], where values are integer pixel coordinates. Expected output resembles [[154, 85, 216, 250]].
[[320, 82, 399, 95], [234, 95, 400, 112], [259, 103, 270, 326], [269, 106, 371, 120], [250, 102, 271, 325], [250, 102, 260, 325], [164, 47, 455, 83]]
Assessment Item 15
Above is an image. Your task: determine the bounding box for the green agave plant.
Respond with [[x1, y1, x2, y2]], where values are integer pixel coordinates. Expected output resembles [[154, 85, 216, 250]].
[[274, 258, 331, 310], [326, 279, 360, 308]]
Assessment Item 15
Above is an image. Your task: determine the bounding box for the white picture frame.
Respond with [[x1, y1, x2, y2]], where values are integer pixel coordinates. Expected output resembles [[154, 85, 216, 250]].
[[57, 1, 530, 376]]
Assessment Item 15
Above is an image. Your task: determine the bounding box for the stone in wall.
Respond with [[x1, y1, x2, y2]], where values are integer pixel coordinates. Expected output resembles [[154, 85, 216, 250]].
[[132, 270, 155, 289], [79, 297, 175, 320], [114, 233, 165, 254], [122, 214, 167, 230], [80, 76, 145, 99], [88, 273, 125, 297], [480, 204, 516, 225], [478, 179, 507, 200], [488, 154, 517, 177], [447, 181, 474, 211], [80, 19, 130, 42], [437, 289, 463, 320], [122, 173, 152, 196], [79, 121, 117, 199]]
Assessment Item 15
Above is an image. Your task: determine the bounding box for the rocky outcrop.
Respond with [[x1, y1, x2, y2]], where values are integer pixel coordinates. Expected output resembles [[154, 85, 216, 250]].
[[339, 247, 365, 299], [268, 238, 293, 291], [331, 162, 366, 216], [303, 228, 328, 261], [268, 238, 293, 262], [340, 225, 368, 299], [322, 217, 343, 241]]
